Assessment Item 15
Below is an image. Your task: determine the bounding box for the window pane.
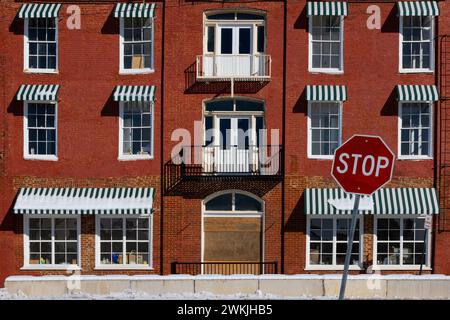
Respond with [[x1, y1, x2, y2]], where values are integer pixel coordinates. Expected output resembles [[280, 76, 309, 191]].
[[235, 194, 262, 211], [205, 193, 233, 211], [221, 28, 233, 54]]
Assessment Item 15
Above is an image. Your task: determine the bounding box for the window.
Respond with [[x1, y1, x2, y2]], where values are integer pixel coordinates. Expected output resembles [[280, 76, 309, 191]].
[[308, 102, 342, 158], [119, 101, 153, 160], [97, 217, 152, 268], [375, 217, 430, 268], [24, 102, 57, 160], [204, 191, 263, 212], [398, 102, 432, 159], [24, 18, 57, 72], [400, 16, 433, 72], [120, 17, 153, 73], [24, 216, 79, 267], [307, 217, 362, 269], [309, 16, 343, 73]]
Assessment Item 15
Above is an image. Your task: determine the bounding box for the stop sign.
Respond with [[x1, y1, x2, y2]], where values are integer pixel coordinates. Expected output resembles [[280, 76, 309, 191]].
[[331, 135, 395, 195]]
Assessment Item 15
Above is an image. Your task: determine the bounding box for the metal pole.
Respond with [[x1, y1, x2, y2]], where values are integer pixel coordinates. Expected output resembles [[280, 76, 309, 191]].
[[339, 194, 360, 300]]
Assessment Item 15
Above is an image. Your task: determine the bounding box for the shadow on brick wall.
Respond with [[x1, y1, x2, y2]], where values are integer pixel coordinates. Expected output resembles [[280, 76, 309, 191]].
[[380, 87, 398, 116], [284, 193, 306, 233], [381, 5, 399, 34]]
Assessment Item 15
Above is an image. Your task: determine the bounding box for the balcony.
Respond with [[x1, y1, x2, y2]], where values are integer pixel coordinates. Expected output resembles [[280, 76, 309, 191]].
[[196, 54, 271, 82]]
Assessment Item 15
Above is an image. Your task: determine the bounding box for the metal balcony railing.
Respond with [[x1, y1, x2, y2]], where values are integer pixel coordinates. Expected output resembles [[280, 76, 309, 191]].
[[173, 145, 282, 177], [171, 261, 278, 275], [196, 54, 271, 81]]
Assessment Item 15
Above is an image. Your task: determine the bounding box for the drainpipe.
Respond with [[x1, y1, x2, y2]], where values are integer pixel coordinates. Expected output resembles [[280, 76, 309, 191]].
[[160, 0, 166, 275]]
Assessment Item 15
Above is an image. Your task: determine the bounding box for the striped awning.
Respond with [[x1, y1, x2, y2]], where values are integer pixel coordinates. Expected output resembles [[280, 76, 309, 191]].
[[307, 2, 348, 16], [16, 84, 60, 101], [397, 85, 439, 102], [305, 188, 440, 215], [113, 3, 156, 18], [113, 85, 156, 102], [14, 188, 156, 215], [397, 1, 440, 16], [306, 85, 347, 101], [18, 3, 62, 18]]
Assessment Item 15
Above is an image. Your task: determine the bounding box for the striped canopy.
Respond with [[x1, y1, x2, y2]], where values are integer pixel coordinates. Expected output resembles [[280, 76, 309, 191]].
[[17, 84, 60, 101], [307, 2, 348, 16], [306, 85, 347, 101], [397, 1, 440, 16], [18, 3, 62, 18], [397, 85, 439, 102], [14, 187, 156, 215], [113, 85, 156, 102], [305, 188, 439, 215], [114, 3, 156, 18]]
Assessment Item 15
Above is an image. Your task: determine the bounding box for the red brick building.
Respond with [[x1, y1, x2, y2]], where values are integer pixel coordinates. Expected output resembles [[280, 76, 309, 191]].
[[0, 0, 449, 287]]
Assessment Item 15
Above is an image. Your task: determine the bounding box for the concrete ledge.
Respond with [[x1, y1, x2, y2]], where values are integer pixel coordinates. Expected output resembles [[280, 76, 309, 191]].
[[386, 279, 450, 299], [259, 279, 324, 297], [195, 279, 259, 295]]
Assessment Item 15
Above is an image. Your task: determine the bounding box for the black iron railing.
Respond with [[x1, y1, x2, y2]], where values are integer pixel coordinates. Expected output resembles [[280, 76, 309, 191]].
[[171, 261, 278, 275]]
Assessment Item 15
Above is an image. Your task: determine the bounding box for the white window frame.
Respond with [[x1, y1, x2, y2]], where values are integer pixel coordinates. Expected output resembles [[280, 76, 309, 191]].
[[22, 215, 81, 270], [399, 16, 434, 73], [397, 101, 433, 160], [373, 216, 432, 271], [307, 101, 343, 160], [94, 215, 153, 270], [23, 17, 58, 74], [118, 101, 154, 160], [23, 100, 58, 161], [305, 216, 364, 271], [308, 15, 344, 74], [119, 17, 154, 75]]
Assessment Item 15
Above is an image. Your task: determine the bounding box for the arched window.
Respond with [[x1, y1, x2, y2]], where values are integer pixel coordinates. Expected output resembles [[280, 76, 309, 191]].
[[204, 191, 263, 213]]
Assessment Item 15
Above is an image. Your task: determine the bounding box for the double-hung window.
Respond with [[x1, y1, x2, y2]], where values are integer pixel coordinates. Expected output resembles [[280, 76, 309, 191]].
[[24, 102, 57, 160], [398, 102, 432, 159], [24, 216, 79, 268], [309, 16, 343, 73], [96, 217, 152, 268], [308, 102, 342, 158], [120, 17, 153, 73], [307, 217, 362, 269], [24, 18, 58, 72], [400, 16, 433, 72], [119, 101, 153, 159], [375, 217, 430, 268]]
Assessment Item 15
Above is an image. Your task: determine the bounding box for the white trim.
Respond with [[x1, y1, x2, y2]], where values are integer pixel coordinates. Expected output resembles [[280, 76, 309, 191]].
[[397, 101, 433, 160], [23, 100, 58, 161], [305, 215, 364, 270], [95, 215, 153, 269], [373, 215, 432, 270], [307, 101, 343, 160], [308, 15, 344, 74], [119, 17, 154, 74], [22, 215, 81, 270], [399, 16, 434, 73], [23, 17, 58, 73]]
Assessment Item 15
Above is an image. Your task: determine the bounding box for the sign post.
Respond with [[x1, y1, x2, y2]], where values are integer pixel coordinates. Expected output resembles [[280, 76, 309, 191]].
[[331, 135, 395, 300]]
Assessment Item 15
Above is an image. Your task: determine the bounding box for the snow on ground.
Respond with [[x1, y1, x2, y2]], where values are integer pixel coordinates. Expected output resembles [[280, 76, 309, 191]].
[[0, 288, 327, 300]]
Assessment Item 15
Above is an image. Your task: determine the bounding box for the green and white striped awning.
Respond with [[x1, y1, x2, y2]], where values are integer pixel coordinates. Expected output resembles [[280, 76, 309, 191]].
[[397, 85, 439, 102], [305, 188, 439, 215], [16, 84, 60, 101], [306, 85, 347, 101], [113, 85, 156, 102], [113, 3, 156, 18], [307, 2, 348, 16], [14, 188, 156, 215], [397, 1, 440, 16], [18, 3, 62, 18]]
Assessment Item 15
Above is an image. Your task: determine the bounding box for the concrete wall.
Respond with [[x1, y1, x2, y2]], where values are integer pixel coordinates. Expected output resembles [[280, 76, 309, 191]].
[[5, 275, 450, 299]]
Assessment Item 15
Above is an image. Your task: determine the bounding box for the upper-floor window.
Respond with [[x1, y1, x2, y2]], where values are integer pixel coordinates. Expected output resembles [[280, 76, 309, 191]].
[[120, 17, 153, 74], [309, 16, 344, 73], [400, 16, 434, 72], [24, 18, 58, 73]]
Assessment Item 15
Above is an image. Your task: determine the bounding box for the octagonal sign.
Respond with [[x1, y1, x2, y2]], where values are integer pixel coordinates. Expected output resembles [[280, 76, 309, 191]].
[[331, 135, 395, 196]]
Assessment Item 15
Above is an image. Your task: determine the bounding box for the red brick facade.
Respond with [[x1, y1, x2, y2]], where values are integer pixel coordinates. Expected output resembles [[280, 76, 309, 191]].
[[0, 0, 449, 286]]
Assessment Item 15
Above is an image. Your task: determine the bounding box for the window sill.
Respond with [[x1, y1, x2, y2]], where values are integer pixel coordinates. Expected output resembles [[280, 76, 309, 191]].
[[24, 69, 59, 74], [118, 155, 153, 161], [399, 69, 434, 74], [397, 156, 433, 161], [308, 69, 344, 75], [94, 265, 154, 271], [24, 155, 58, 161], [119, 69, 155, 75], [372, 265, 432, 271], [308, 155, 334, 160], [305, 265, 363, 271], [21, 265, 81, 271]]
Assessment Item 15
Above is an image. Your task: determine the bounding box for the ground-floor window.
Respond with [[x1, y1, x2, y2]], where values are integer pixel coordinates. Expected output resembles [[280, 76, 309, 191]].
[[307, 216, 363, 269], [96, 216, 152, 268], [374, 216, 430, 267], [24, 216, 79, 267]]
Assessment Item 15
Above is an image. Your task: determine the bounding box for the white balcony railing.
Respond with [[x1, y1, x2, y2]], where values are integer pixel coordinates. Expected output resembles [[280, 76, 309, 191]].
[[196, 54, 271, 81]]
